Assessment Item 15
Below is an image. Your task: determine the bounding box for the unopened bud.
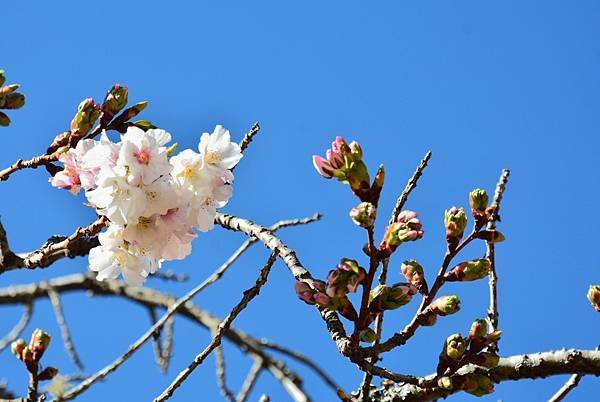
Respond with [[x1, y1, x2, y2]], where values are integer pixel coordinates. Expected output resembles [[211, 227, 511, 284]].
[[360, 328, 377, 343], [30, 328, 51, 358], [445, 333, 467, 360], [132, 120, 157, 131], [472, 352, 500, 368], [444, 207, 468, 245], [11, 339, 26, 359], [430, 295, 461, 316], [446, 258, 490, 282], [350, 202, 377, 228], [102, 84, 128, 117], [463, 374, 494, 396], [588, 285, 600, 312], [469, 319, 488, 340], [469, 188, 489, 212], [380, 211, 424, 255], [401, 260, 428, 293], [349, 141, 362, 160], [369, 283, 417, 311], [0, 84, 20, 96], [295, 281, 316, 305], [70, 98, 100, 137]]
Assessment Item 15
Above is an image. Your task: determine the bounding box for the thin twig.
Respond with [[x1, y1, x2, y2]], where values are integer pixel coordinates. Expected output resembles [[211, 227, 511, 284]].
[[0, 154, 58, 182], [148, 307, 174, 373], [150, 271, 189, 282], [548, 374, 583, 402], [239, 122, 261, 153], [215, 343, 237, 402], [153, 251, 279, 402], [486, 169, 510, 342], [236, 358, 264, 402], [47, 287, 84, 370], [259, 340, 345, 399], [0, 302, 33, 352], [388, 151, 432, 225]]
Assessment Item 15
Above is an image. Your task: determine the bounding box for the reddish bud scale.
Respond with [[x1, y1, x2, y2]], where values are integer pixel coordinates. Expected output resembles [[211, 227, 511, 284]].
[[401, 260, 428, 293]]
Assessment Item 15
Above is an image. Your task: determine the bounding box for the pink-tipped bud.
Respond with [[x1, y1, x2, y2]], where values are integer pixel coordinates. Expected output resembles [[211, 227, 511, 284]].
[[295, 281, 316, 305], [30, 328, 51, 360], [445, 258, 490, 282], [469, 319, 488, 340], [349, 202, 377, 228], [369, 283, 417, 312], [312, 155, 334, 178], [102, 84, 129, 117], [588, 285, 600, 312], [70, 98, 101, 137], [401, 260, 428, 293], [380, 211, 424, 255]]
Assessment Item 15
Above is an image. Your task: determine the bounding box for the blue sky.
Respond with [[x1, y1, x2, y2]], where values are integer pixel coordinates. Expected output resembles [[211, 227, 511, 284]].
[[1, 1, 599, 401]]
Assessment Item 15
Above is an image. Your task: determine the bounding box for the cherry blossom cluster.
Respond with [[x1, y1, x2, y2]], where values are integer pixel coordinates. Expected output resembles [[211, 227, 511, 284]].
[[51, 125, 242, 285]]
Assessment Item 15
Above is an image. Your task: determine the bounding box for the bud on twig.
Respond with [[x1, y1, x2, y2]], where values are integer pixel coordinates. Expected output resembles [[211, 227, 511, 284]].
[[380, 211, 424, 256], [326, 258, 367, 297], [401, 260, 428, 294], [462, 373, 494, 396], [471, 352, 500, 368], [11, 339, 26, 359], [30, 328, 51, 360], [101, 84, 128, 124], [469, 319, 488, 340], [444, 333, 468, 360], [349, 202, 377, 228], [444, 207, 467, 250], [429, 295, 461, 316], [445, 258, 490, 282], [588, 285, 600, 312], [70, 98, 101, 138], [38, 366, 59, 381], [359, 328, 377, 343], [369, 283, 417, 312], [469, 188, 489, 216]]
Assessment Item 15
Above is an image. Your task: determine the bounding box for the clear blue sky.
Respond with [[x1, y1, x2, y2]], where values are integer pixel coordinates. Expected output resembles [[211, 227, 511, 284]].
[[1, 1, 599, 401]]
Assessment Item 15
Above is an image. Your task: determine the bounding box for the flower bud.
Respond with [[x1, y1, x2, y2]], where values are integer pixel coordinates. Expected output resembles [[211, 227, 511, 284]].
[[350, 202, 377, 228], [469, 188, 489, 212], [0, 70, 5, 87], [430, 295, 461, 316], [446, 259, 490, 282], [102, 84, 129, 118], [588, 285, 600, 312], [463, 374, 494, 396], [326, 259, 367, 296], [0, 83, 20, 96], [70, 98, 101, 137], [401, 260, 428, 293], [11, 339, 26, 359], [437, 376, 453, 390], [349, 141, 363, 160], [444, 207, 468, 246], [380, 211, 424, 255], [444, 333, 467, 360], [469, 319, 488, 340], [30, 328, 51, 359], [295, 281, 316, 305], [360, 328, 377, 343], [312, 155, 334, 178], [369, 283, 417, 311]]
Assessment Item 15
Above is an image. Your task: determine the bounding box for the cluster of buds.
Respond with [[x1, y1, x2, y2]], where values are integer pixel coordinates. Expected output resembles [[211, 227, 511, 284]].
[[380, 211, 424, 256], [587, 285, 600, 312], [0, 70, 26, 126], [312, 136, 371, 201], [444, 207, 468, 250], [11, 329, 58, 381], [295, 258, 366, 321], [438, 374, 494, 396], [349, 202, 377, 228], [428, 295, 461, 316], [445, 258, 491, 282], [401, 260, 428, 294], [369, 283, 418, 313]]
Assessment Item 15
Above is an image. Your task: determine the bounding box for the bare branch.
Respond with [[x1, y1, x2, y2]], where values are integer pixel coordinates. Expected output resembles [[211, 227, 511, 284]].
[[215, 343, 237, 402], [486, 169, 510, 340], [150, 271, 189, 282], [153, 251, 279, 402], [239, 122, 261, 153], [236, 358, 264, 402], [215, 213, 352, 356], [388, 151, 432, 225], [0, 302, 33, 353], [0, 154, 58, 182], [548, 374, 583, 402], [47, 287, 84, 370]]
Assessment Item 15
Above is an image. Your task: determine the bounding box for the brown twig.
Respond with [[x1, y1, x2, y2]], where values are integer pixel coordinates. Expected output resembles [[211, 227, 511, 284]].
[[0, 154, 58, 182], [153, 251, 279, 402], [486, 169, 510, 343], [47, 287, 84, 370], [239, 122, 261, 153]]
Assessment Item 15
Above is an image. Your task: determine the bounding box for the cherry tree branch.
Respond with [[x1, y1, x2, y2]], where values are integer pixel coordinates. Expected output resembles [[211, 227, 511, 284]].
[[547, 374, 583, 402]]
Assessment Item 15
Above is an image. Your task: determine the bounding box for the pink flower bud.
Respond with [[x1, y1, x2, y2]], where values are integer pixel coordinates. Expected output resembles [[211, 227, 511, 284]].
[[444, 207, 468, 243], [445, 258, 490, 282], [312, 155, 334, 178], [430, 295, 461, 316], [349, 202, 377, 228]]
